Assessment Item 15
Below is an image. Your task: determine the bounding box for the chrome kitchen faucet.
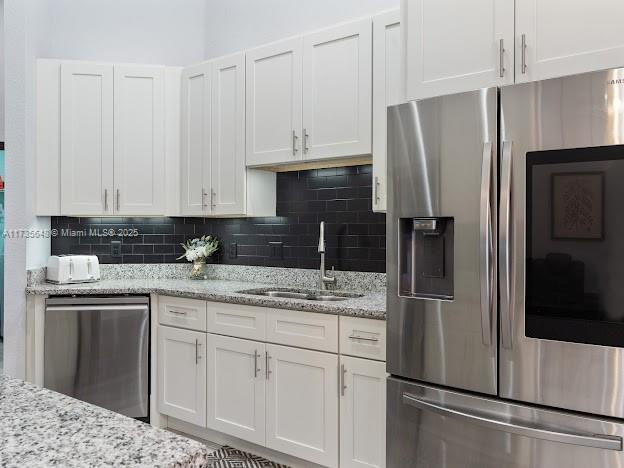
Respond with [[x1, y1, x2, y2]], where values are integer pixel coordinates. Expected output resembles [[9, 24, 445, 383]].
[[318, 221, 336, 290]]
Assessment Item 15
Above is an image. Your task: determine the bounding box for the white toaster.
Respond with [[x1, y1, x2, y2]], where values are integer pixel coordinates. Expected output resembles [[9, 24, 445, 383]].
[[46, 255, 101, 284]]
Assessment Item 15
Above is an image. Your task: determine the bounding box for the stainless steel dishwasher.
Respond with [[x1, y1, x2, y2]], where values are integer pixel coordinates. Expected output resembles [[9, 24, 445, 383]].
[[44, 296, 150, 420]]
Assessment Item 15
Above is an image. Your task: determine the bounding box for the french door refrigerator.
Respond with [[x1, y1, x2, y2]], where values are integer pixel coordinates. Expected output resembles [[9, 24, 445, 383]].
[[387, 68, 624, 468]]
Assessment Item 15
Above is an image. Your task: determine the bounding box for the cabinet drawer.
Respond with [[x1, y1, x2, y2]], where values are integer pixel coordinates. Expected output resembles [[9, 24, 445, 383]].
[[206, 302, 267, 341], [158, 296, 207, 332], [339, 316, 386, 361], [266, 309, 338, 353]]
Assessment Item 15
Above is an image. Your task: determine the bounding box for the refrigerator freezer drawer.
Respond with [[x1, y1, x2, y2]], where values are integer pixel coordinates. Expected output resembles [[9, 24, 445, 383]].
[[387, 377, 624, 468]]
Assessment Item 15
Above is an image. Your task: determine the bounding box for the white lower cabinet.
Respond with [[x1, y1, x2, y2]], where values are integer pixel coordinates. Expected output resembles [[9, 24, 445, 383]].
[[157, 326, 207, 427], [266, 344, 339, 468], [206, 334, 266, 446], [340, 356, 387, 468], [156, 300, 386, 468]]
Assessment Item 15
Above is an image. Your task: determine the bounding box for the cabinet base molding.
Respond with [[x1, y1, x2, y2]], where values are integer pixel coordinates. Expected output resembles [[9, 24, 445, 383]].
[[167, 418, 326, 468], [250, 156, 372, 173]]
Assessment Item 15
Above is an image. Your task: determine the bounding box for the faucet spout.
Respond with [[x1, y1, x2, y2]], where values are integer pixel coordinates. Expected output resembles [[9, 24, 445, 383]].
[[318, 221, 326, 253], [318, 221, 336, 290]]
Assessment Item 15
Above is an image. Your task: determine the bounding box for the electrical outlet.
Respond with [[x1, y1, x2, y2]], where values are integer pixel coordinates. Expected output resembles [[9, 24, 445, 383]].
[[228, 242, 238, 259], [269, 241, 283, 259], [111, 240, 122, 257]]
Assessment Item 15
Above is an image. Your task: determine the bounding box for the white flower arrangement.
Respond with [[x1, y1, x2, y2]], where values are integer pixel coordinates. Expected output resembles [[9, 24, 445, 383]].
[[178, 235, 219, 262]]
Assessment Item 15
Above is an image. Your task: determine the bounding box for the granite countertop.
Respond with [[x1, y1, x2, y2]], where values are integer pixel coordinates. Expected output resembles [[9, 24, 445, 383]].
[[26, 278, 387, 320], [0, 375, 210, 468]]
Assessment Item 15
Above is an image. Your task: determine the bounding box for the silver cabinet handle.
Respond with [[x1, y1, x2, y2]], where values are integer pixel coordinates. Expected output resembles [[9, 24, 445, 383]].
[[265, 351, 272, 380], [340, 364, 347, 397], [292, 130, 298, 156], [521, 34, 527, 74], [479, 142, 494, 346], [254, 350, 261, 378], [499, 39, 505, 78], [195, 339, 200, 365], [348, 334, 379, 342], [116, 189, 120, 211], [104, 189, 108, 211], [374, 176, 380, 203], [303, 128, 310, 154], [169, 309, 188, 316], [201, 188, 208, 209], [211, 189, 216, 208], [499, 141, 513, 349], [68, 258, 74, 280], [403, 393, 622, 451]]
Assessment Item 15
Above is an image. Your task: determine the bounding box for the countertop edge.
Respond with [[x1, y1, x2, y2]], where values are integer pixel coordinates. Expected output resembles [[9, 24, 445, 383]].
[[25, 282, 387, 321]]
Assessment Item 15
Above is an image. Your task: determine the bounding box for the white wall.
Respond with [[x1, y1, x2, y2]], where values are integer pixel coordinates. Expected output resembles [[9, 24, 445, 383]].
[[33, 0, 206, 65], [0, 1, 4, 141], [203, 0, 399, 58], [5, 0, 34, 378], [3, 0, 206, 378]]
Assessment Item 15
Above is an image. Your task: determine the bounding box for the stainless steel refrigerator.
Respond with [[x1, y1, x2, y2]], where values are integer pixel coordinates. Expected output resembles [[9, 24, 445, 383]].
[[387, 68, 624, 467]]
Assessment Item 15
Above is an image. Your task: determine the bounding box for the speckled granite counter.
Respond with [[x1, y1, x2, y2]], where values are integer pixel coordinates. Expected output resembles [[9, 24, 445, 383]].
[[0, 375, 210, 467], [26, 278, 386, 320]]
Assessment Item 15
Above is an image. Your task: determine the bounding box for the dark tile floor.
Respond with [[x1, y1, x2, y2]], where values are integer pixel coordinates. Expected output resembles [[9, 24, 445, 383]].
[[207, 446, 289, 468]]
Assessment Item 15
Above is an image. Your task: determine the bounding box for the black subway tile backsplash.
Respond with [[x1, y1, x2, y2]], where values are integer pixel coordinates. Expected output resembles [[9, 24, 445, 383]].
[[51, 165, 387, 273]]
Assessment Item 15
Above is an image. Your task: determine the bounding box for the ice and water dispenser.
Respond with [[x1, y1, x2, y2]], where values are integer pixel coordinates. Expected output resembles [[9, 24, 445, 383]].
[[398, 217, 454, 300]]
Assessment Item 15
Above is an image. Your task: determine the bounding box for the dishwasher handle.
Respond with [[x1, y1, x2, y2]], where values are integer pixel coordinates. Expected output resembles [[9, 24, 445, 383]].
[[46, 305, 149, 312]]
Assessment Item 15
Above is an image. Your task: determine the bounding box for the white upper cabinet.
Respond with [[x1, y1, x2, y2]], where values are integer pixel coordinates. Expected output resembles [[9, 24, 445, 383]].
[[515, 0, 624, 83], [402, 0, 514, 100], [60, 62, 114, 215], [303, 18, 372, 160], [181, 57, 276, 218], [246, 38, 303, 166], [114, 65, 165, 215], [180, 62, 211, 216], [211, 53, 246, 216], [47, 60, 173, 216], [372, 9, 401, 213]]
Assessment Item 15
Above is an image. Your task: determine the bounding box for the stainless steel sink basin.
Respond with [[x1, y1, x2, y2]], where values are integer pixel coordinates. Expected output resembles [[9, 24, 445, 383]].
[[237, 288, 363, 302]]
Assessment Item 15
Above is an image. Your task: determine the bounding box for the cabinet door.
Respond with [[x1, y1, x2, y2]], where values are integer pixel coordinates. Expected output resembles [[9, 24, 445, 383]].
[[114, 65, 165, 215], [211, 53, 246, 216], [60, 62, 114, 215], [516, 0, 624, 83], [246, 37, 303, 167], [372, 10, 401, 213], [340, 356, 387, 468], [180, 62, 211, 215], [302, 18, 372, 160], [402, 0, 514, 100], [157, 326, 207, 427], [266, 344, 338, 468], [206, 334, 266, 445]]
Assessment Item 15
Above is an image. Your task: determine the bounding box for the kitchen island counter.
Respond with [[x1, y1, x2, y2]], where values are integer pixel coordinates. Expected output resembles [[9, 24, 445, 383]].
[[0, 375, 210, 468]]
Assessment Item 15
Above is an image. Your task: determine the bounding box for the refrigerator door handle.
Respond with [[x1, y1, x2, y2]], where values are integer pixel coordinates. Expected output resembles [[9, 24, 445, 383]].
[[479, 142, 494, 346], [500, 140, 514, 349], [403, 393, 623, 451]]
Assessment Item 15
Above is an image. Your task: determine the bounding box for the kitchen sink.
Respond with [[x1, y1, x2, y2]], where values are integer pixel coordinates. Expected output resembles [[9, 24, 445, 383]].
[[237, 287, 363, 302]]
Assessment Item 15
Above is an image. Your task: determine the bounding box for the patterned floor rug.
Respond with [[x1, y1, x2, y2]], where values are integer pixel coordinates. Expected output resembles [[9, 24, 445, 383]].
[[207, 445, 290, 468]]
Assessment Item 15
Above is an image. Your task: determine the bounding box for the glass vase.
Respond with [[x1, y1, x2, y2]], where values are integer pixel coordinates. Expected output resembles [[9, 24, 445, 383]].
[[190, 259, 207, 280]]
